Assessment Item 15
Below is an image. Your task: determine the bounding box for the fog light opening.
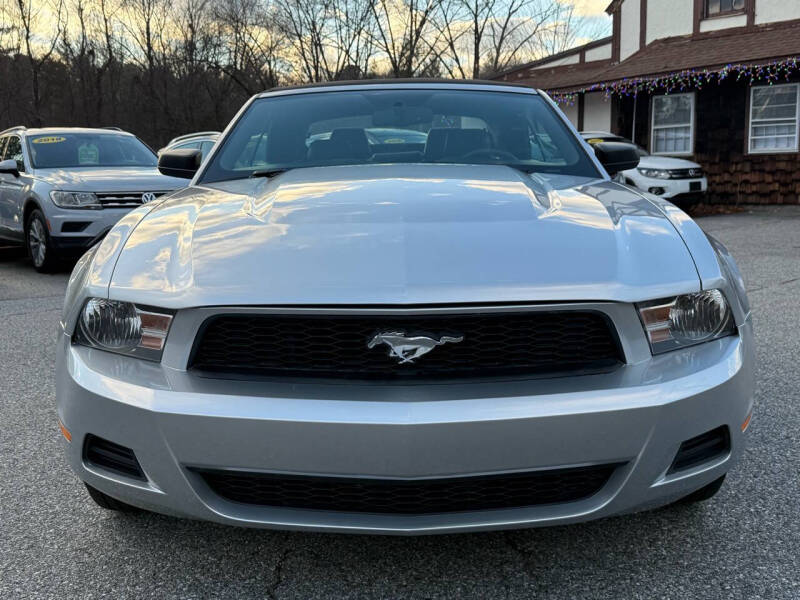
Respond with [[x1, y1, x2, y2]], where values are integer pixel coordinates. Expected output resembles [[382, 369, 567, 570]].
[[58, 420, 72, 442], [648, 187, 666, 195], [668, 426, 730, 474]]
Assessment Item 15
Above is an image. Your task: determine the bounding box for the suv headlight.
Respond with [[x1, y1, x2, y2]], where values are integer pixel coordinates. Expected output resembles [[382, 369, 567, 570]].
[[50, 190, 101, 209], [637, 290, 735, 354], [73, 298, 173, 361], [638, 168, 671, 179]]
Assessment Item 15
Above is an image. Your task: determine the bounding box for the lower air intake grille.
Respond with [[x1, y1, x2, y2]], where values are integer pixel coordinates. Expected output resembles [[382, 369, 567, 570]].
[[669, 426, 731, 473], [84, 434, 145, 480], [189, 310, 623, 381], [193, 464, 620, 514]]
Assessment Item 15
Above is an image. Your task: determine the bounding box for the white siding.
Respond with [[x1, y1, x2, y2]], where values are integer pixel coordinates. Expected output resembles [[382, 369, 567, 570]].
[[583, 93, 612, 132], [646, 0, 693, 43], [755, 0, 800, 24], [620, 0, 641, 61], [560, 103, 579, 128], [585, 43, 612, 61], [700, 13, 747, 31], [532, 53, 580, 69]]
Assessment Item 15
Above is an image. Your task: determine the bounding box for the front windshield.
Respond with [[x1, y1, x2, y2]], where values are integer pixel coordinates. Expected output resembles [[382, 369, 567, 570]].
[[27, 133, 156, 168], [200, 89, 600, 183]]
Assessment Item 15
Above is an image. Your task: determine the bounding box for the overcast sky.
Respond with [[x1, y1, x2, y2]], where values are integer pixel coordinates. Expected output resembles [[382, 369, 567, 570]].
[[566, 0, 613, 43], [571, 0, 611, 15]]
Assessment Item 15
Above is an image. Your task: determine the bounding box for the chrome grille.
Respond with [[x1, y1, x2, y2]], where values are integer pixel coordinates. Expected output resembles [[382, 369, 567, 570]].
[[668, 168, 703, 179], [96, 191, 168, 208]]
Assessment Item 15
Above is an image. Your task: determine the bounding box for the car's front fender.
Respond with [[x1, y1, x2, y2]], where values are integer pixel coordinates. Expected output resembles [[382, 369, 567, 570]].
[[640, 195, 750, 326], [61, 202, 162, 335]]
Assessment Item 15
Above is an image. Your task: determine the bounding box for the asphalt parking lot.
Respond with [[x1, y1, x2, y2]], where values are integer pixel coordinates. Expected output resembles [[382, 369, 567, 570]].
[[1, 206, 798, 599]]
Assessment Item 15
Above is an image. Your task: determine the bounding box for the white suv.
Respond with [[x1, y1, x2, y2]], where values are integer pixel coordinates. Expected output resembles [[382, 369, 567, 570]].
[[582, 132, 708, 207]]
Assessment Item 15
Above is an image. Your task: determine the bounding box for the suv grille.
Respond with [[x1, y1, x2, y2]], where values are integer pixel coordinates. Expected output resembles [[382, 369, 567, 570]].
[[668, 168, 703, 179], [193, 464, 620, 514], [96, 191, 167, 208], [189, 310, 623, 381]]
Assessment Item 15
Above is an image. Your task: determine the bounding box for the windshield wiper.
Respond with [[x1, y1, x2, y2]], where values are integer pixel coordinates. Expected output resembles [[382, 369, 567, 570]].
[[250, 167, 291, 178]]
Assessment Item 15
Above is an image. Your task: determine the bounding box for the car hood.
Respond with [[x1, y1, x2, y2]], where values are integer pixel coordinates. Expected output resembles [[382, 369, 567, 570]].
[[108, 164, 701, 307], [34, 166, 186, 192], [638, 156, 701, 169]]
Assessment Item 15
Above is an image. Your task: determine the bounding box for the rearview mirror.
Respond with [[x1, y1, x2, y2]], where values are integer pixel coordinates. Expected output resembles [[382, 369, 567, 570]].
[[373, 106, 433, 127], [0, 159, 20, 177], [592, 142, 640, 177], [158, 149, 202, 179]]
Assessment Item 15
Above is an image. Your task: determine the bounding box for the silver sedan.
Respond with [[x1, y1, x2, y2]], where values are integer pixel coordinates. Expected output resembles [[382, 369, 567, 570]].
[[56, 81, 754, 534]]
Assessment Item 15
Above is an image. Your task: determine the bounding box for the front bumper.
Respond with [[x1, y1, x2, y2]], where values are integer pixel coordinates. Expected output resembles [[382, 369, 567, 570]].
[[48, 208, 136, 254], [56, 319, 754, 535], [630, 176, 708, 200]]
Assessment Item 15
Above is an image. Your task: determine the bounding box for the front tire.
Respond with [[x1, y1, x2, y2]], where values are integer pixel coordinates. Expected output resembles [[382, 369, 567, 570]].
[[85, 483, 141, 512], [26, 209, 57, 272]]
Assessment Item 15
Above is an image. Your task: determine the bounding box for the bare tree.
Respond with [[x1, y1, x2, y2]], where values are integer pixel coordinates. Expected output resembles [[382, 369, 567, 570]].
[[370, 0, 442, 78], [6, 0, 67, 125], [212, 0, 286, 93], [0, 0, 610, 146], [432, 0, 596, 79], [483, 0, 560, 76], [276, 0, 376, 83]]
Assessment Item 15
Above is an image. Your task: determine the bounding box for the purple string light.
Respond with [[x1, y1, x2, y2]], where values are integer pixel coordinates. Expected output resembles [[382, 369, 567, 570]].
[[550, 57, 799, 105]]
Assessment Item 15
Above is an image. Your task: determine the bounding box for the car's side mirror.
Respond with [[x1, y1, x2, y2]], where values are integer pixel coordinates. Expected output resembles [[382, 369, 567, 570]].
[[158, 149, 202, 179], [592, 142, 640, 177], [0, 159, 20, 177]]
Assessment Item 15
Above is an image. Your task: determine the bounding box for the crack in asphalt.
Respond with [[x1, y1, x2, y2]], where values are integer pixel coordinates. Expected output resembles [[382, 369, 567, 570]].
[[747, 276, 800, 294], [266, 544, 293, 600]]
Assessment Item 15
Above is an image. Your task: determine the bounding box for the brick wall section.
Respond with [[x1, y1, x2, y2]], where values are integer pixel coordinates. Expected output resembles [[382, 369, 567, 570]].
[[610, 77, 800, 205]]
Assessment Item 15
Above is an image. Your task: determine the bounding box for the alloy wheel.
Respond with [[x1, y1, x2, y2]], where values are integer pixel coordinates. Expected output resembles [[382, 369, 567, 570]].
[[28, 218, 47, 268]]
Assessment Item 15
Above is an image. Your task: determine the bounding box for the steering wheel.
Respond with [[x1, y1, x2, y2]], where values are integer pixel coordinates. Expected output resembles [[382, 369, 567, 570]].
[[461, 148, 519, 162]]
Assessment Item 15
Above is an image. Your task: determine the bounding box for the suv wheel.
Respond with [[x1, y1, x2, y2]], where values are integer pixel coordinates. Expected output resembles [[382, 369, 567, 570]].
[[26, 209, 57, 272], [85, 483, 142, 512]]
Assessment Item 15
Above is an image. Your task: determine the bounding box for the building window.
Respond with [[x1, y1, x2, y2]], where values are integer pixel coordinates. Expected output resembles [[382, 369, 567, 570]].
[[706, 0, 745, 16], [651, 93, 695, 155], [749, 84, 799, 154]]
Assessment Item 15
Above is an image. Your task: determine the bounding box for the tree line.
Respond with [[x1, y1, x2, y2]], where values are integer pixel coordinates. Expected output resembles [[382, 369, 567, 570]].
[[0, 0, 602, 148]]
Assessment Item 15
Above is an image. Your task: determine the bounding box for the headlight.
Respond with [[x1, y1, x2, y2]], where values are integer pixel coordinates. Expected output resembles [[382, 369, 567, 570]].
[[50, 190, 101, 209], [74, 298, 173, 361], [637, 290, 735, 354], [638, 168, 671, 179]]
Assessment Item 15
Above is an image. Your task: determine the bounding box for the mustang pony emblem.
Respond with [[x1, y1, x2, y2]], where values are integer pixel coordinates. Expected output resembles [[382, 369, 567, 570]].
[[367, 331, 464, 364]]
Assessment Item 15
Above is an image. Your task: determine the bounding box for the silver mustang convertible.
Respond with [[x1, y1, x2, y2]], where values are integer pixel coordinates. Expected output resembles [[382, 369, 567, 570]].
[[56, 81, 754, 534]]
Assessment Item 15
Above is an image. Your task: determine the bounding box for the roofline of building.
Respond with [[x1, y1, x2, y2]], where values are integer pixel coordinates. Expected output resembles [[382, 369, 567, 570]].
[[542, 51, 800, 94], [490, 37, 614, 80], [504, 17, 800, 94]]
